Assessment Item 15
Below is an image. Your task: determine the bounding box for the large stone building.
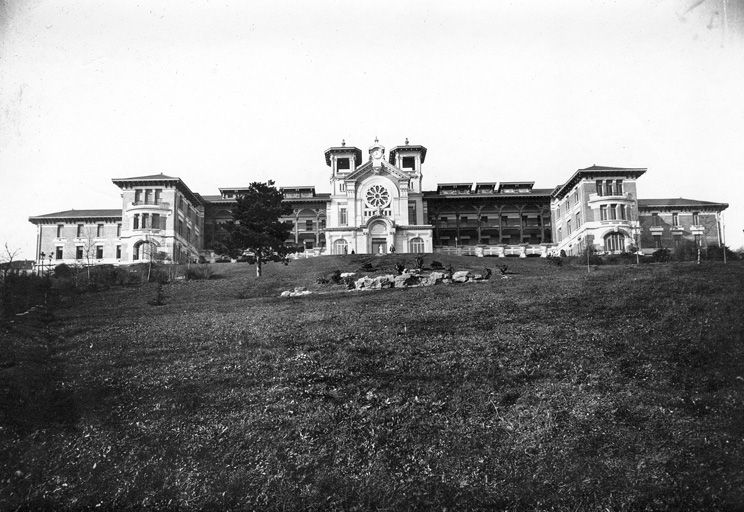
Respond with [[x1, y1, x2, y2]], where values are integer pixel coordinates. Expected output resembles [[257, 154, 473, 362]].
[[29, 139, 728, 265]]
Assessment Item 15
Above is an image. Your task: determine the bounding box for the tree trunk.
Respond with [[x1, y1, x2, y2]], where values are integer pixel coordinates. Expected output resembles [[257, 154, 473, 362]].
[[256, 255, 262, 277]]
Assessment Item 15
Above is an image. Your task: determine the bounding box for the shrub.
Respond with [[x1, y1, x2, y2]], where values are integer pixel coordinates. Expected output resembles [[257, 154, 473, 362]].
[[54, 263, 72, 279], [414, 255, 424, 270], [394, 263, 405, 275], [546, 255, 562, 266], [430, 260, 443, 270], [148, 282, 167, 306], [330, 270, 342, 284], [185, 264, 214, 280], [360, 262, 374, 272], [652, 248, 671, 263]]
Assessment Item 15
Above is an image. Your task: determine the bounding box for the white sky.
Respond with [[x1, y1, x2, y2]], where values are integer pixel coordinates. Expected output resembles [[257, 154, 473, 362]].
[[1, 0, 743, 258]]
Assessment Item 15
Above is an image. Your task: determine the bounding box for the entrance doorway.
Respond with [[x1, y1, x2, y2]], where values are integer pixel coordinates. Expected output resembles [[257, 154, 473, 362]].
[[372, 238, 387, 254]]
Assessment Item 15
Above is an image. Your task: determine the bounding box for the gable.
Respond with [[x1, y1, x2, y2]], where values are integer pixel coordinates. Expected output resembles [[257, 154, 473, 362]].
[[344, 160, 409, 183]]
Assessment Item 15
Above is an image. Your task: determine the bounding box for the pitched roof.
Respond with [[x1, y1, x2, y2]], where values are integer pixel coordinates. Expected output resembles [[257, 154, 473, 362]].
[[29, 209, 122, 223], [111, 172, 178, 181], [638, 198, 729, 210], [552, 165, 647, 199]]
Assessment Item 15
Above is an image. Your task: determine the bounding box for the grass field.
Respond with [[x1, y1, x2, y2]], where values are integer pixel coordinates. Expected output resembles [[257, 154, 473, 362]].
[[2, 255, 744, 510]]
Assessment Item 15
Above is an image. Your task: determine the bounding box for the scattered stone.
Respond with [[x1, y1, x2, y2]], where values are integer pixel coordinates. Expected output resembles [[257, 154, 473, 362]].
[[340, 272, 356, 278], [452, 270, 471, 283]]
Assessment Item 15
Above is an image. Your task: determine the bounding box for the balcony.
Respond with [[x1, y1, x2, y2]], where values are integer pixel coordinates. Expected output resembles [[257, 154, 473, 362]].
[[587, 192, 634, 204], [128, 200, 171, 211]]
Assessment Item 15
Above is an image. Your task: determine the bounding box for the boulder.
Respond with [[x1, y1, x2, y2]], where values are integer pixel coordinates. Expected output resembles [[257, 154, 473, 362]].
[[374, 275, 395, 289], [280, 290, 291, 297], [394, 273, 420, 288], [340, 272, 356, 278], [452, 270, 471, 283], [355, 276, 375, 289]]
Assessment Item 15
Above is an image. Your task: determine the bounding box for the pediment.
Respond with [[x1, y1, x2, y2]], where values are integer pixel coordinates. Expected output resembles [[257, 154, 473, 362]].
[[345, 160, 409, 182]]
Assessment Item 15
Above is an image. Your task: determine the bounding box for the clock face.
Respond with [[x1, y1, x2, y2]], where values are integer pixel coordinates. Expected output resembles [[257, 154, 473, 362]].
[[371, 148, 382, 159]]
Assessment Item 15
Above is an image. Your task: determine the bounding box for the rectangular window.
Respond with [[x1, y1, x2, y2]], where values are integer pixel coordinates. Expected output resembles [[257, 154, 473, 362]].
[[575, 212, 581, 227], [320, 219, 326, 230], [152, 214, 160, 230], [144, 189, 152, 204], [672, 213, 679, 226], [133, 214, 139, 230], [558, 227, 562, 242], [117, 223, 122, 237], [481, 216, 488, 224], [116, 245, 121, 259], [567, 219, 572, 235], [692, 212, 699, 225], [616, 180, 623, 195], [154, 189, 161, 204], [408, 202, 417, 224], [75, 246, 83, 259], [460, 216, 468, 225], [522, 215, 528, 227], [573, 191, 579, 205], [440, 216, 448, 224], [95, 246, 103, 259], [654, 236, 662, 249], [306, 219, 313, 231], [652, 212, 659, 226], [142, 213, 150, 229], [501, 215, 509, 226], [609, 204, 617, 220], [600, 205, 608, 221], [596, 180, 603, 196], [77, 224, 83, 237], [134, 189, 142, 204], [339, 208, 347, 226], [186, 226, 191, 243], [56, 224, 63, 238], [605, 180, 614, 196], [694, 234, 702, 245], [55, 246, 63, 260], [402, 156, 415, 169], [618, 205, 626, 220], [339, 183, 346, 193], [97, 223, 104, 237], [337, 157, 350, 170]]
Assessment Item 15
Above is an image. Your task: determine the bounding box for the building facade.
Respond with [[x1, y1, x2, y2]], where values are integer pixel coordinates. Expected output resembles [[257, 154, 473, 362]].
[[29, 139, 728, 265]]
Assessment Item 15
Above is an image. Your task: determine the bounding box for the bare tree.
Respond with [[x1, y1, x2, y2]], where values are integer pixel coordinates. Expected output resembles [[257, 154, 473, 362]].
[[1, 242, 22, 283]]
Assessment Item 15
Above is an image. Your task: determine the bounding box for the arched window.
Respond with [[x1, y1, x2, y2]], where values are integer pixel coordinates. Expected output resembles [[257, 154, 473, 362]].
[[333, 239, 348, 255], [604, 233, 625, 253], [409, 237, 425, 253]]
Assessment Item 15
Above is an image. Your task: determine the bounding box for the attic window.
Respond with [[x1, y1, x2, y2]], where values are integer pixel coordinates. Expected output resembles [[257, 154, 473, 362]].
[[402, 157, 415, 169], [337, 158, 350, 170]]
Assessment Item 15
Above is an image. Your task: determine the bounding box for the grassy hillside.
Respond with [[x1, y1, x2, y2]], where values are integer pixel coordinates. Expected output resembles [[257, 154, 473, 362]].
[[2, 256, 744, 510]]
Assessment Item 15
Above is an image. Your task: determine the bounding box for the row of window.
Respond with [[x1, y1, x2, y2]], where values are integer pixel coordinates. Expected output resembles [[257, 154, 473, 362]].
[[596, 180, 624, 197], [53, 245, 122, 260], [133, 213, 165, 230], [437, 215, 548, 227], [651, 233, 703, 248], [57, 223, 122, 238], [599, 204, 628, 221], [651, 212, 700, 226], [134, 188, 163, 205]]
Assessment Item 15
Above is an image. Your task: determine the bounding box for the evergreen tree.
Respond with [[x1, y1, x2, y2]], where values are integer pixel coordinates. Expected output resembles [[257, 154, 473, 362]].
[[213, 181, 292, 277]]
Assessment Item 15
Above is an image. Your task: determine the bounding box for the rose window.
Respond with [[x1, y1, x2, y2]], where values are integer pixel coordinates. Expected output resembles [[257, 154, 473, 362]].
[[365, 185, 390, 208]]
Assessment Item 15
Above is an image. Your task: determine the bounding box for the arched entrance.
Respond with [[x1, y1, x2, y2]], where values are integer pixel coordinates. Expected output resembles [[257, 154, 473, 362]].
[[369, 220, 388, 254]]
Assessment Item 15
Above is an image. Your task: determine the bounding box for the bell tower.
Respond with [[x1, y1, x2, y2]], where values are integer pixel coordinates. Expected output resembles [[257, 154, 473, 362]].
[[324, 140, 362, 177], [389, 138, 427, 193]]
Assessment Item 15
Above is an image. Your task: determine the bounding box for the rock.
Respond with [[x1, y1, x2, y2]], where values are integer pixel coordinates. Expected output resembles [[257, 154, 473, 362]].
[[452, 270, 471, 283], [355, 276, 374, 289], [429, 271, 445, 281], [472, 273, 484, 280], [340, 272, 356, 278], [394, 273, 420, 288], [280, 291, 291, 297], [374, 275, 395, 289]]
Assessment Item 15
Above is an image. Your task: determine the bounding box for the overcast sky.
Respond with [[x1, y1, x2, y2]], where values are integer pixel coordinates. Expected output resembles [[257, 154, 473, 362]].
[[1, 0, 743, 258]]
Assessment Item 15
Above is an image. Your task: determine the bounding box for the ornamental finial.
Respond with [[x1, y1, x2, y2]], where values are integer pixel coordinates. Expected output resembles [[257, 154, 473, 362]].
[[374, 136, 379, 143], [341, 139, 346, 147], [405, 137, 409, 145]]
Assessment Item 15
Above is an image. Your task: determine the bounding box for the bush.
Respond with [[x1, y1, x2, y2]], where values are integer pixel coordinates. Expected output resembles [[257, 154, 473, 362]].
[[185, 265, 214, 280], [360, 262, 374, 272], [54, 263, 72, 279], [394, 263, 405, 275], [414, 255, 424, 270], [546, 255, 562, 266], [653, 248, 671, 263], [430, 260, 444, 270]]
